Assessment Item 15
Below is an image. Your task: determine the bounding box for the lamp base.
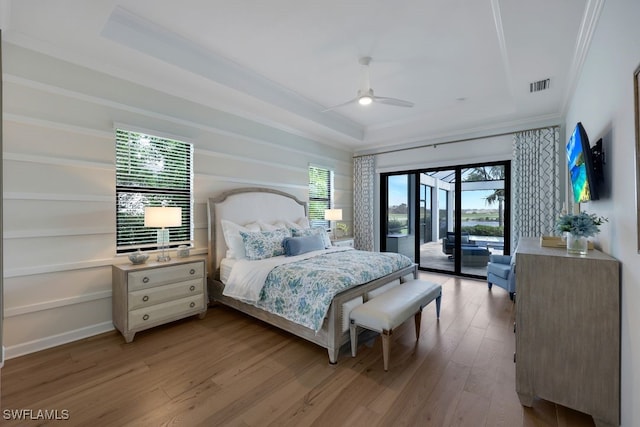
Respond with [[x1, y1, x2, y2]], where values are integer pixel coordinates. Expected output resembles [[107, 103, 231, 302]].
[[156, 228, 171, 261]]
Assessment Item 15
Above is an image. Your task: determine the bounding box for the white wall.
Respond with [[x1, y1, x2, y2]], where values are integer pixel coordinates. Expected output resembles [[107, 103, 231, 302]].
[[2, 43, 353, 358], [565, 1, 640, 425]]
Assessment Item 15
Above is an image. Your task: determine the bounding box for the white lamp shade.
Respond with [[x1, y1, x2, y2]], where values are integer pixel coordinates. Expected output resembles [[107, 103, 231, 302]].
[[144, 207, 182, 227], [324, 209, 343, 221]]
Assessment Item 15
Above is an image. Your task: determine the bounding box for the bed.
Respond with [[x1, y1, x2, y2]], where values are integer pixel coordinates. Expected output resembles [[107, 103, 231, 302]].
[[207, 187, 417, 363]]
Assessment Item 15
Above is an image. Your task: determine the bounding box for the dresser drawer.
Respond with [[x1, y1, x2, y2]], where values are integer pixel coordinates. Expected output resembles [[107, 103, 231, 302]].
[[128, 278, 203, 310], [128, 262, 204, 291], [128, 294, 205, 329]]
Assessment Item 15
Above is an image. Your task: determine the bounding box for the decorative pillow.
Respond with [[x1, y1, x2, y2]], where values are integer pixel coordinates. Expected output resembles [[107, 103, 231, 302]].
[[220, 219, 261, 259], [296, 217, 311, 228], [292, 226, 331, 249], [240, 228, 291, 260], [283, 217, 310, 231], [283, 235, 325, 256], [257, 218, 309, 232], [257, 220, 288, 231]]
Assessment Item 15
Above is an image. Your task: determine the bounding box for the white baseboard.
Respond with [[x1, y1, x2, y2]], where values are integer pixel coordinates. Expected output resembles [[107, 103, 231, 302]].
[[5, 322, 115, 360], [0, 346, 5, 368]]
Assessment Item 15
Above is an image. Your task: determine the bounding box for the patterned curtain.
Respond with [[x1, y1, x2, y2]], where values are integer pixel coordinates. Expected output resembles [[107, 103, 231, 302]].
[[353, 155, 375, 251], [512, 127, 561, 248]]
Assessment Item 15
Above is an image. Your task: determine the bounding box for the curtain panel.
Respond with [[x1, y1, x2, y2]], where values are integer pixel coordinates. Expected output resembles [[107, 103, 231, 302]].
[[512, 127, 561, 248], [353, 155, 375, 251]]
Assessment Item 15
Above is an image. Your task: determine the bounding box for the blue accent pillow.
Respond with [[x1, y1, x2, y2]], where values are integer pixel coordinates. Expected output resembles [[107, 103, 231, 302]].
[[292, 226, 331, 248], [283, 235, 325, 256]]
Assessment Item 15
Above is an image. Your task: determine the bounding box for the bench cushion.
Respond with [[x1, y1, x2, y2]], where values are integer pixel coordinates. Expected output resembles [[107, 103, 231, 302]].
[[350, 280, 441, 332]]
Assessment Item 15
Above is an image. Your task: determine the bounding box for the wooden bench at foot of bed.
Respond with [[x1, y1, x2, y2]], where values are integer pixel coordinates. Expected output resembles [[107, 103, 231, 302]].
[[349, 279, 442, 371]]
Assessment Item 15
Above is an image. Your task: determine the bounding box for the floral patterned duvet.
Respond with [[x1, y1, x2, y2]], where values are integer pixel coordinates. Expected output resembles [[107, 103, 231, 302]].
[[253, 250, 413, 332]]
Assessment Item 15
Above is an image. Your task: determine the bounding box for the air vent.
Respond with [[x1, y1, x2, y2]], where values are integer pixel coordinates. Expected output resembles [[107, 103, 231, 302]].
[[530, 78, 550, 93]]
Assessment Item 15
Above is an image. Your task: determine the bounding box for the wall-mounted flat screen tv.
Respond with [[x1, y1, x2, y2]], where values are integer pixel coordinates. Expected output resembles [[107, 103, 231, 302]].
[[566, 122, 599, 203]]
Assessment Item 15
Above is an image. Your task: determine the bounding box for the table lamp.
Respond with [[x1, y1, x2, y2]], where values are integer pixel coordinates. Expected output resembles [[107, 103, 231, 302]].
[[144, 206, 182, 261], [324, 208, 342, 241]]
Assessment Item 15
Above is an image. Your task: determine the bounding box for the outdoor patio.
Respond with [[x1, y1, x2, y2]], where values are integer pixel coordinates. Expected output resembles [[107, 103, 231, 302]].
[[419, 238, 504, 277]]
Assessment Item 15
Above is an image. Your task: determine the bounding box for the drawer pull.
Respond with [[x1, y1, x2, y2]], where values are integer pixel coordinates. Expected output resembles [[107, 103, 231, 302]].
[[143, 277, 150, 284], [189, 269, 196, 275], [142, 295, 149, 302], [189, 285, 196, 292], [143, 314, 150, 321], [190, 302, 196, 308]]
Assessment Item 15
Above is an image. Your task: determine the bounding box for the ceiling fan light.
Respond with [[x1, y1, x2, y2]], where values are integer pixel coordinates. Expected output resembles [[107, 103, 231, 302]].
[[358, 95, 373, 106]]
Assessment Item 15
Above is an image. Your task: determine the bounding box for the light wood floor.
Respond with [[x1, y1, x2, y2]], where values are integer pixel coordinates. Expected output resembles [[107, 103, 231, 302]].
[[1, 273, 596, 426]]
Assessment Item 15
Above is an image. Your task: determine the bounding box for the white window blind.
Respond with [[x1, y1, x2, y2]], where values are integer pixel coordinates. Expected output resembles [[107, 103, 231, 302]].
[[308, 165, 333, 229], [115, 129, 193, 253]]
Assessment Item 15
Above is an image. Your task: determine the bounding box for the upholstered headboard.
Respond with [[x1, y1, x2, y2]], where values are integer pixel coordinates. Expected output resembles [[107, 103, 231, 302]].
[[207, 187, 307, 278]]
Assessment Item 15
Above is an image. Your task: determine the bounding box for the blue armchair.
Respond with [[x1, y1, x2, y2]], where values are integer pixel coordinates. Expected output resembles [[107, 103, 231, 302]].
[[487, 254, 516, 301]]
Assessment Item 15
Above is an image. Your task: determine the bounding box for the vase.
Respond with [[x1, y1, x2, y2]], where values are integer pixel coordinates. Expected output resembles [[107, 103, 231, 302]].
[[566, 233, 588, 255]]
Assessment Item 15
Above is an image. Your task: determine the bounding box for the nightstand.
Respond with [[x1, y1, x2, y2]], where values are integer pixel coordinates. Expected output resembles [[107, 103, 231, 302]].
[[331, 237, 354, 248], [112, 255, 207, 343]]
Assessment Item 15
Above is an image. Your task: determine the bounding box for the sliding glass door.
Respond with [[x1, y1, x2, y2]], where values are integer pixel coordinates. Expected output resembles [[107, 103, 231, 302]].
[[419, 184, 432, 244], [382, 161, 510, 278], [383, 174, 416, 262], [459, 165, 508, 275], [418, 170, 456, 273]]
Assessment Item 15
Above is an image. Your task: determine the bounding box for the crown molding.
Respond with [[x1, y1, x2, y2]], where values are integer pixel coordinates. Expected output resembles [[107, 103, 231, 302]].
[[561, 0, 605, 116]]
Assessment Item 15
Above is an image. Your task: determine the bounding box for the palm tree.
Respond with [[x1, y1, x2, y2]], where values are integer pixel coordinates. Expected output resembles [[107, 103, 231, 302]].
[[486, 190, 505, 227], [464, 166, 506, 227]]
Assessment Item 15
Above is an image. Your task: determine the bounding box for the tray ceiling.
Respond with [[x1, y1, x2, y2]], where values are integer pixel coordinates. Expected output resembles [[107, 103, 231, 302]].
[[1, 0, 601, 151]]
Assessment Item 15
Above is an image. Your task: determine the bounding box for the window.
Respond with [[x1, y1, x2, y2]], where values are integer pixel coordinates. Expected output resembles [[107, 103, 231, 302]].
[[115, 129, 193, 253], [308, 165, 333, 228]]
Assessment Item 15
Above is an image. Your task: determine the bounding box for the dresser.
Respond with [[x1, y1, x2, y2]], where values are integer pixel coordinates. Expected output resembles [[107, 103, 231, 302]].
[[515, 238, 620, 427], [112, 256, 207, 342]]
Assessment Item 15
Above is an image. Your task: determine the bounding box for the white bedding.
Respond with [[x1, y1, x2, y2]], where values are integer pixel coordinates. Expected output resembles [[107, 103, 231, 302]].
[[219, 258, 236, 283], [223, 246, 353, 303]]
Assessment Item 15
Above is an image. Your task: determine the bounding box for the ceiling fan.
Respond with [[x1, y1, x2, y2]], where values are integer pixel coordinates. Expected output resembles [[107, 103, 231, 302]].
[[323, 56, 414, 112]]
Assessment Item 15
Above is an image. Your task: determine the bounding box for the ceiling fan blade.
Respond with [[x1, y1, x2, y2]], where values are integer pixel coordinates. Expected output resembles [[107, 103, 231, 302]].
[[324, 57, 413, 111], [322, 97, 358, 112], [373, 96, 414, 108]]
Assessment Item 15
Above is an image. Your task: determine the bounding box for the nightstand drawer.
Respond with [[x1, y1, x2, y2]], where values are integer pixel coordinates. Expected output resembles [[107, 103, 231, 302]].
[[128, 262, 204, 291], [128, 294, 205, 329], [128, 278, 203, 310], [332, 238, 354, 247]]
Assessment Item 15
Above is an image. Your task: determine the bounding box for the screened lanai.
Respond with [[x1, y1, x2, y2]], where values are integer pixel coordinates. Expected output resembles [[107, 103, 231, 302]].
[[383, 163, 509, 278]]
